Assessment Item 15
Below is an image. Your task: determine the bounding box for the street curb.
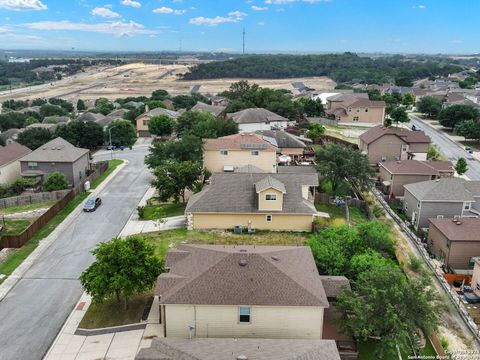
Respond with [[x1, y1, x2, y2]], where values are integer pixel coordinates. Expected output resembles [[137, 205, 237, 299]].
[[0, 160, 128, 303], [75, 323, 147, 336]]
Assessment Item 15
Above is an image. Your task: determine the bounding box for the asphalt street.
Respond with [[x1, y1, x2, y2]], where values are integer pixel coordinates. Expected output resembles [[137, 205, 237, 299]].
[[410, 115, 480, 180], [0, 143, 152, 360]]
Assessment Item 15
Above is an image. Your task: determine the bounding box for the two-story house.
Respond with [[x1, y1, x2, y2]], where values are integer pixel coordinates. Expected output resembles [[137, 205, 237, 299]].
[[203, 133, 278, 173], [256, 129, 308, 159], [185, 172, 324, 232], [136, 106, 179, 137], [0, 143, 31, 184], [226, 108, 293, 133], [403, 178, 480, 230], [325, 94, 386, 125], [359, 125, 431, 166]]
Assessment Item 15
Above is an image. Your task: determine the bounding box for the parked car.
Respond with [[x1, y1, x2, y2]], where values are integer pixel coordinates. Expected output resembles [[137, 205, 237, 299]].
[[83, 197, 102, 212], [464, 292, 480, 304]]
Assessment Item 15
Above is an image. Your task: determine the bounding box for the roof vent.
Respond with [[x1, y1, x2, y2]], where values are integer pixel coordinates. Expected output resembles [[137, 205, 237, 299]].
[[271, 256, 279, 261], [239, 249, 247, 253], [239, 259, 248, 267], [237, 356, 248, 360], [456, 220, 462, 225]]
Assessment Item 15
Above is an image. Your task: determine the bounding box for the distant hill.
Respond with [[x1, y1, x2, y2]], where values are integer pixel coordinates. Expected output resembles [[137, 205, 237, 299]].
[[182, 53, 463, 85]]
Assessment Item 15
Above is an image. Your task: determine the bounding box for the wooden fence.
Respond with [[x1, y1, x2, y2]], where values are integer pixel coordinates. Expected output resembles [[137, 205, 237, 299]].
[[0, 190, 71, 209], [73, 161, 108, 195]]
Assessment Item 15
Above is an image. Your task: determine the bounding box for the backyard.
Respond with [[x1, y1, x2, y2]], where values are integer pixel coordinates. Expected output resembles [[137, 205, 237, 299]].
[[316, 202, 369, 226]]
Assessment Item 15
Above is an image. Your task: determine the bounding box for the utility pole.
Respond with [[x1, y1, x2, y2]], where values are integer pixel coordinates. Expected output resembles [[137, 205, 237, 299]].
[[242, 28, 246, 55]]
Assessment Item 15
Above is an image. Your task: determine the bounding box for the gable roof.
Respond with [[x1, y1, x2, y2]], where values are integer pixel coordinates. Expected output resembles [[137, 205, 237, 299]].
[[429, 218, 480, 241], [190, 102, 226, 117], [186, 172, 318, 214], [19, 137, 89, 163], [359, 125, 431, 145], [0, 143, 31, 167], [203, 133, 277, 151], [319, 275, 351, 298], [404, 178, 480, 202], [380, 160, 453, 176], [157, 244, 329, 307], [137, 107, 178, 120], [227, 108, 289, 124], [78, 112, 105, 122], [255, 176, 287, 193], [257, 130, 307, 149]]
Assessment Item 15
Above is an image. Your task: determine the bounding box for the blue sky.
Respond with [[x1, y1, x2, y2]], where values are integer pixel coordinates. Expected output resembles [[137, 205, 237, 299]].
[[0, 0, 478, 54]]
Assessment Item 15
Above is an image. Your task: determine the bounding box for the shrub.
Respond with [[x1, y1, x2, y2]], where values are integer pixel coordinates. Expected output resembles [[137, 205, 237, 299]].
[[409, 256, 423, 273], [43, 172, 69, 192]]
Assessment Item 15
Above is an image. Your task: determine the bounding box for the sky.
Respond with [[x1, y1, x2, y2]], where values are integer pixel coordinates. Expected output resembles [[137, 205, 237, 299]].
[[0, 0, 478, 54]]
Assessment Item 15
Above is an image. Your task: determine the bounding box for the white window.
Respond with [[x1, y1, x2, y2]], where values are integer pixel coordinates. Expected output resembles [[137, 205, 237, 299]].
[[464, 202, 471, 210], [401, 144, 408, 152], [381, 155, 387, 161], [437, 215, 444, 219], [353, 116, 359, 122], [251, 150, 259, 156], [266, 215, 272, 222], [348, 107, 352, 112], [239, 306, 251, 323], [265, 194, 277, 201], [220, 150, 228, 156], [27, 162, 38, 170]]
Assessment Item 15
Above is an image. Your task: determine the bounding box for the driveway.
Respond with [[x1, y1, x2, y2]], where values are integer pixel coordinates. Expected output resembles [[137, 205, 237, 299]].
[[0, 142, 152, 360], [410, 114, 480, 180]]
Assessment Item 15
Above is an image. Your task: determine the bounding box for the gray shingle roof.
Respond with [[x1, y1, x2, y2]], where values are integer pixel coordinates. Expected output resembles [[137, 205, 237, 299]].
[[190, 102, 226, 117], [255, 176, 286, 193], [319, 276, 351, 298], [404, 178, 480, 202], [227, 108, 289, 124], [257, 130, 307, 149], [78, 112, 105, 122], [137, 107, 178, 119], [136, 338, 341, 360], [186, 172, 318, 214], [19, 137, 89, 163], [157, 245, 329, 307]]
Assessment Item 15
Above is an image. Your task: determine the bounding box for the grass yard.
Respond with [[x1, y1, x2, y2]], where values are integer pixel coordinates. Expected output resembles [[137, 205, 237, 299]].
[[1, 219, 32, 236], [79, 292, 151, 329], [141, 202, 186, 220], [358, 337, 438, 360], [141, 228, 310, 260], [90, 159, 124, 189], [316, 202, 369, 227], [0, 200, 56, 215]]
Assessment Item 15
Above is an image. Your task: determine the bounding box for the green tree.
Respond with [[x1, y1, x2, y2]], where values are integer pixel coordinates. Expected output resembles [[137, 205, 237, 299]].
[[395, 75, 413, 87], [40, 104, 67, 117], [16, 127, 52, 150], [2, 99, 28, 110], [356, 221, 395, 257], [49, 98, 74, 112], [148, 115, 175, 137], [24, 116, 39, 126], [315, 144, 373, 193], [297, 98, 325, 117], [176, 111, 237, 138], [106, 120, 137, 147], [427, 144, 441, 161], [455, 157, 468, 175], [438, 105, 480, 130], [172, 94, 209, 110], [145, 134, 203, 168], [0, 112, 27, 131], [306, 123, 325, 140], [55, 121, 104, 149], [349, 250, 396, 277], [43, 171, 69, 191], [416, 96, 443, 118], [455, 119, 480, 141], [31, 98, 47, 106], [402, 93, 415, 106], [145, 100, 167, 110], [76, 99, 86, 111], [151, 89, 169, 101], [152, 161, 203, 203], [80, 236, 163, 309], [389, 106, 409, 124], [94, 98, 114, 115]]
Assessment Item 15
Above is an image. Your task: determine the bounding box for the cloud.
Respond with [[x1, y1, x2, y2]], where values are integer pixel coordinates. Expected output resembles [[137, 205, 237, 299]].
[[190, 11, 247, 26], [121, 0, 141, 8], [91, 7, 121, 18], [265, 0, 330, 4], [257, 21, 265, 26], [153, 6, 186, 15], [0, 0, 47, 11], [251, 5, 268, 10], [24, 20, 156, 37], [412, 4, 426, 9]]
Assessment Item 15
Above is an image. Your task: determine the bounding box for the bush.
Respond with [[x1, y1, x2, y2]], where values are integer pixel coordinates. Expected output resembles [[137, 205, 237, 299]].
[[440, 337, 449, 350], [409, 256, 423, 273], [137, 206, 145, 220], [43, 172, 69, 192], [372, 204, 385, 218]]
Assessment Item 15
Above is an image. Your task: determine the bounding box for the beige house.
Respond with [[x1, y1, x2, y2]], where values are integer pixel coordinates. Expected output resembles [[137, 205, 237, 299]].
[[156, 245, 330, 340], [256, 130, 308, 158], [186, 172, 324, 232], [203, 133, 277, 173], [325, 94, 386, 125], [0, 143, 32, 184], [379, 160, 454, 197], [359, 125, 431, 166], [136, 107, 179, 137]]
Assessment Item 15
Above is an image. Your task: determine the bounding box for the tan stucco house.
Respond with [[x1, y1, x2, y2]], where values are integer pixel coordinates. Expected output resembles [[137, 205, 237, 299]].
[[156, 245, 330, 340], [325, 94, 386, 125], [136, 107, 179, 137], [186, 172, 324, 232], [203, 133, 278, 173], [359, 125, 431, 166], [0, 143, 31, 184]]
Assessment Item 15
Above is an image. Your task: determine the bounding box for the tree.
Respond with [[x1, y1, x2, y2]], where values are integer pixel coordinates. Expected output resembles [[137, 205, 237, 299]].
[[31, 98, 47, 106], [76, 99, 86, 111], [2, 99, 28, 110], [40, 103, 67, 117], [306, 123, 325, 140], [43, 171, 69, 191], [24, 116, 38, 126], [152, 161, 203, 203], [455, 119, 480, 141], [145, 134, 203, 168], [315, 144, 373, 193], [176, 111, 237, 138], [416, 96, 443, 118], [16, 127, 52, 150], [0, 112, 27, 131], [349, 250, 396, 278], [55, 121, 104, 149], [297, 98, 325, 117], [356, 221, 395, 257], [49, 98, 74, 112], [438, 105, 480, 130], [455, 157, 468, 175], [80, 236, 163, 309], [402, 93, 415, 106], [148, 115, 174, 137], [427, 144, 441, 161], [395, 75, 413, 87], [94, 98, 114, 115], [106, 120, 137, 147], [172, 93, 209, 110], [145, 100, 166, 110], [151, 89, 169, 101], [389, 106, 409, 125]]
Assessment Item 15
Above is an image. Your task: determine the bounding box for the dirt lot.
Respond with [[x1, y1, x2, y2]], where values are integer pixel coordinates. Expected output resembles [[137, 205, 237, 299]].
[[0, 63, 335, 103]]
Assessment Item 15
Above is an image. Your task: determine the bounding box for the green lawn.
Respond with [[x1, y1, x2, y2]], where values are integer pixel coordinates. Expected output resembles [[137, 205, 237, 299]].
[[79, 292, 151, 329], [0, 201, 56, 215], [141, 202, 186, 220], [1, 219, 32, 236], [358, 337, 438, 360], [90, 159, 124, 189], [316, 202, 369, 226]]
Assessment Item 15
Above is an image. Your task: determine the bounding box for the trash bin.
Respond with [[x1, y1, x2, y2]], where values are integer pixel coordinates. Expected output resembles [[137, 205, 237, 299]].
[[84, 181, 91, 191], [233, 226, 243, 234]]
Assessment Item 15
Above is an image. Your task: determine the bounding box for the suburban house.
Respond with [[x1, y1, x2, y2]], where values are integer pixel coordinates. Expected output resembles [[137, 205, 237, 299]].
[[256, 130, 308, 158], [359, 125, 431, 166], [78, 112, 105, 123], [403, 178, 480, 230], [0, 128, 21, 145], [155, 245, 330, 339], [203, 133, 278, 173], [379, 160, 454, 197], [428, 218, 480, 273], [136, 107, 179, 137], [19, 137, 90, 187], [0, 143, 32, 184], [185, 172, 323, 232], [226, 108, 293, 133], [190, 102, 226, 117], [325, 94, 386, 125]]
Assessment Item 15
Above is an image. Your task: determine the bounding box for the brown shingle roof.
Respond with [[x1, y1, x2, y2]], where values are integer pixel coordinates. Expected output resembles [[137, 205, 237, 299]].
[[227, 108, 289, 124], [379, 160, 453, 175], [359, 125, 431, 145], [156, 245, 329, 307], [203, 133, 277, 151], [429, 218, 480, 241], [19, 137, 89, 163], [0, 143, 31, 167], [190, 102, 226, 117], [319, 276, 351, 298]]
